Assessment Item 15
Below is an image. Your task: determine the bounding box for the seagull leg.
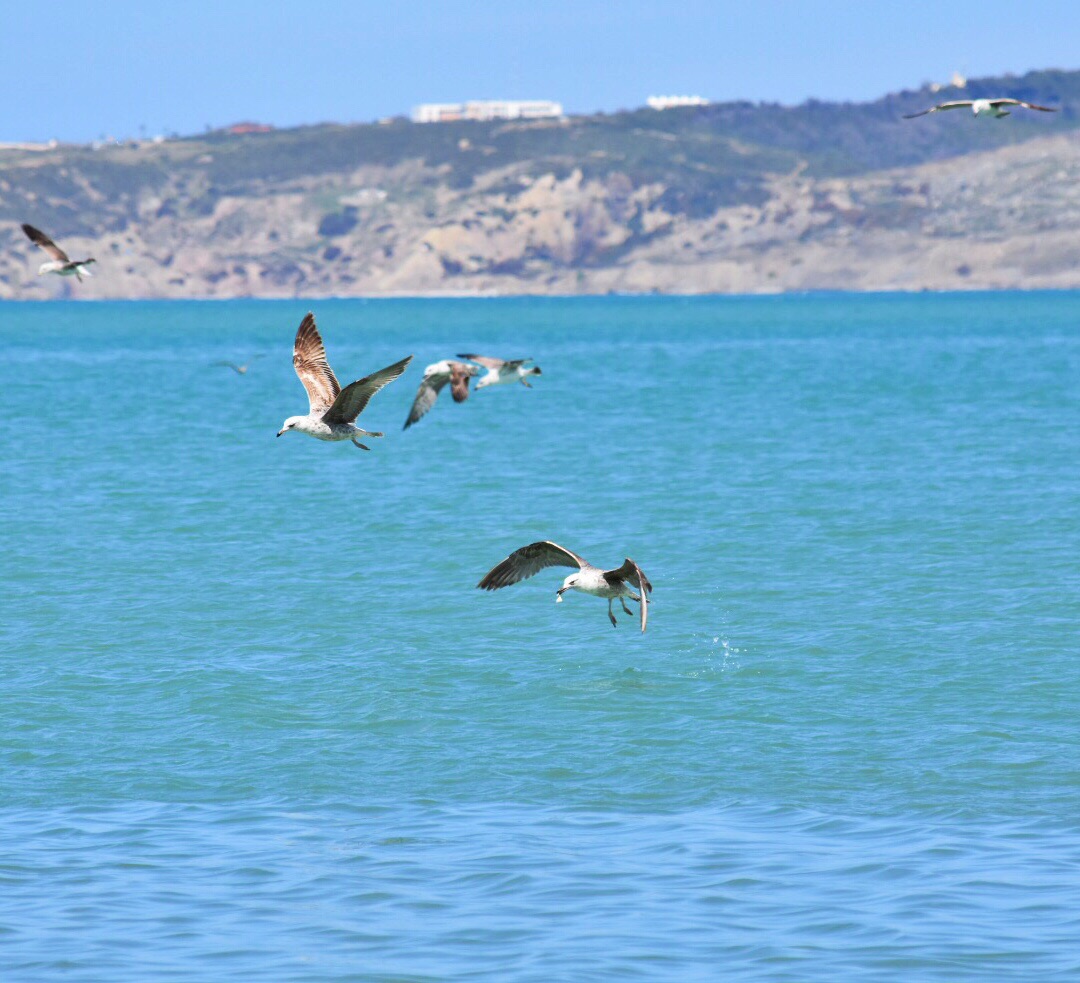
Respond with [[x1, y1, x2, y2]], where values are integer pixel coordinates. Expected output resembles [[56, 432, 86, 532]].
[[351, 439, 370, 450], [620, 597, 634, 617], [607, 599, 617, 628], [520, 378, 533, 388], [356, 429, 384, 438]]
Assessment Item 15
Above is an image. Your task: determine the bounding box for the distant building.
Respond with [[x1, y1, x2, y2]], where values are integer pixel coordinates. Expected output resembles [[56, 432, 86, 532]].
[[647, 95, 710, 110], [0, 139, 58, 152], [412, 100, 563, 124], [929, 71, 967, 94], [227, 122, 274, 135]]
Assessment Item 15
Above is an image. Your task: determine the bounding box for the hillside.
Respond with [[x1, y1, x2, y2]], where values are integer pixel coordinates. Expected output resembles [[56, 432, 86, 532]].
[[2, 68, 1079, 298]]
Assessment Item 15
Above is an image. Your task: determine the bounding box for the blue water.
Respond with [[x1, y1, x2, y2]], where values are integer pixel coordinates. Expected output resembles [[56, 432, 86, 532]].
[[2, 294, 1079, 981]]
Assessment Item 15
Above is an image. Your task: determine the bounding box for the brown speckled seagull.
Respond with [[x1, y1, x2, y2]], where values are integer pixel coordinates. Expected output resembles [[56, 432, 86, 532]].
[[21, 224, 97, 281], [404, 359, 479, 429], [277, 312, 413, 450], [478, 541, 653, 632]]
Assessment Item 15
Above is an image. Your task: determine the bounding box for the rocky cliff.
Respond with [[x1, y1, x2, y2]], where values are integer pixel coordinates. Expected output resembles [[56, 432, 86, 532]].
[[2, 68, 1078, 298]]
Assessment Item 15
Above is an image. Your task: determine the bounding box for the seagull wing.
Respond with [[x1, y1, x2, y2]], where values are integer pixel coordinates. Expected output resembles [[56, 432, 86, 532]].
[[21, 224, 69, 262], [991, 99, 1057, 112], [604, 559, 653, 633], [457, 353, 506, 370], [902, 101, 972, 119], [478, 541, 587, 590], [323, 355, 414, 425], [404, 368, 450, 429], [293, 312, 340, 415], [212, 360, 244, 374], [449, 362, 477, 403]]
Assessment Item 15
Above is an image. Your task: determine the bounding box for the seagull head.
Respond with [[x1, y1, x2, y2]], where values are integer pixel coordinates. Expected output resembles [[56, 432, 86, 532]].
[[277, 416, 304, 437], [556, 575, 578, 602]]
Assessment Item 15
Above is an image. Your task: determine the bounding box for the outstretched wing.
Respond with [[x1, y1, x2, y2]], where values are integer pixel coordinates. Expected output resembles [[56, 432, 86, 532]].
[[457, 353, 505, 370], [902, 101, 972, 119], [21, 224, 69, 262], [404, 369, 450, 429], [324, 355, 414, 425], [293, 313, 340, 415], [449, 362, 476, 402], [604, 558, 653, 633], [990, 99, 1056, 112], [478, 541, 587, 590]]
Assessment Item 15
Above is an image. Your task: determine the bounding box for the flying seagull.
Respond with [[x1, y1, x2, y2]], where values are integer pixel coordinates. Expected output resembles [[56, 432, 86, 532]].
[[903, 98, 1057, 120], [457, 354, 542, 390], [21, 224, 97, 281], [478, 541, 653, 632], [213, 355, 265, 375], [277, 312, 413, 450], [404, 360, 479, 429]]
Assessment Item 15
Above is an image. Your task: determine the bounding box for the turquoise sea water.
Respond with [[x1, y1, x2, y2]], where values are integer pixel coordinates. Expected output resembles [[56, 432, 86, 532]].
[[2, 294, 1079, 980]]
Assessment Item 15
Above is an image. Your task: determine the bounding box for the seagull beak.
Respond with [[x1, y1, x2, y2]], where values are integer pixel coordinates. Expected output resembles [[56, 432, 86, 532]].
[[556, 587, 568, 602], [276, 429, 285, 437]]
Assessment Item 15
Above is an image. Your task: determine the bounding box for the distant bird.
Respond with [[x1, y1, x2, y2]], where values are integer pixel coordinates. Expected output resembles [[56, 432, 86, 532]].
[[21, 224, 97, 281], [457, 354, 542, 390], [903, 98, 1057, 120], [277, 312, 413, 450], [404, 360, 479, 429], [213, 355, 265, 375], [478, 541, 653, 632]]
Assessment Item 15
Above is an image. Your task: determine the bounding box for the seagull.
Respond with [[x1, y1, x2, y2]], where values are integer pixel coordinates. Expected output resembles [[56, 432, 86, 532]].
[[404, 360, 480, 429], [478, 541, 653, 632], [457, 354, 542, 390], [277, 312, 413, 450], [21, 224, 97, 281], [213, 355, 265, 375], [903, 98, 1057, 120]]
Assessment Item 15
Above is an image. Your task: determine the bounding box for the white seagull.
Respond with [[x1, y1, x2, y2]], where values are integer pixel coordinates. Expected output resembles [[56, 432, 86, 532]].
[[277, 312, 413, 450], [404, 360, 480, 429], [457, 354, 542, 390], [903, 98, 1057, 120], [478, 541, 653, 632], [21, 224, 97, 281]]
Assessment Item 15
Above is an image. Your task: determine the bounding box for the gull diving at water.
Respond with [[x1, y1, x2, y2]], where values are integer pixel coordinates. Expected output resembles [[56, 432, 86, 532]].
[[21, 224, 97, 281], [478, 541, 653, 632], [903, 98, 1057, 120], [457, 354, 542, 389], [213, 355, 265, 375], [404, 360, 479, 429], [277, 312, 413, 450]]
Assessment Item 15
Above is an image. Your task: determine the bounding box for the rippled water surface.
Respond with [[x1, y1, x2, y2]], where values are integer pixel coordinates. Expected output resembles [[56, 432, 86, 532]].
[[3, 295, 1079, 980]]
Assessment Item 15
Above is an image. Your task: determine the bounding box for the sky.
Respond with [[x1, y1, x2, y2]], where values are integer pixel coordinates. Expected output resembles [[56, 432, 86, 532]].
[[3, 0, 1079, 143]]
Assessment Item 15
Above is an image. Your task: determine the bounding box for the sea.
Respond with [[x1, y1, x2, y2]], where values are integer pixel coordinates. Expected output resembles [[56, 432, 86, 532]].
[[2, 293, 1079, 981]]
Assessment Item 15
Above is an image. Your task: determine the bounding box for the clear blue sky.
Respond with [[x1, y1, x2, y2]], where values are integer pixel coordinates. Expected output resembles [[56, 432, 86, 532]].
[[4, 0, 1078, 142]]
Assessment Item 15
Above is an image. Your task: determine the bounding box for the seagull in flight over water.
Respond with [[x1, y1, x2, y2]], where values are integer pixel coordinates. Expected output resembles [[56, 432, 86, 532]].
[[213, 355, 265, 375], [21, 224, 97, 281], [277, 312, 413, 450], [478, 541, 653, 632], [457, 354, 542, 389], [404, 360, 479, 429], [903, 98, 1057, 120]]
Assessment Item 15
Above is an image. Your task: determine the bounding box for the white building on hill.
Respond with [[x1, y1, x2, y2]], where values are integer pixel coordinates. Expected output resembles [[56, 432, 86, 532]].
[[647, 94, 710, 110], [413, 100, 563, 124]]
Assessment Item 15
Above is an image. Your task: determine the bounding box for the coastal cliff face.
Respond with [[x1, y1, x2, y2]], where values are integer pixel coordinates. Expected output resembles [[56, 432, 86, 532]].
[[2, 69, 1079, 297]]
